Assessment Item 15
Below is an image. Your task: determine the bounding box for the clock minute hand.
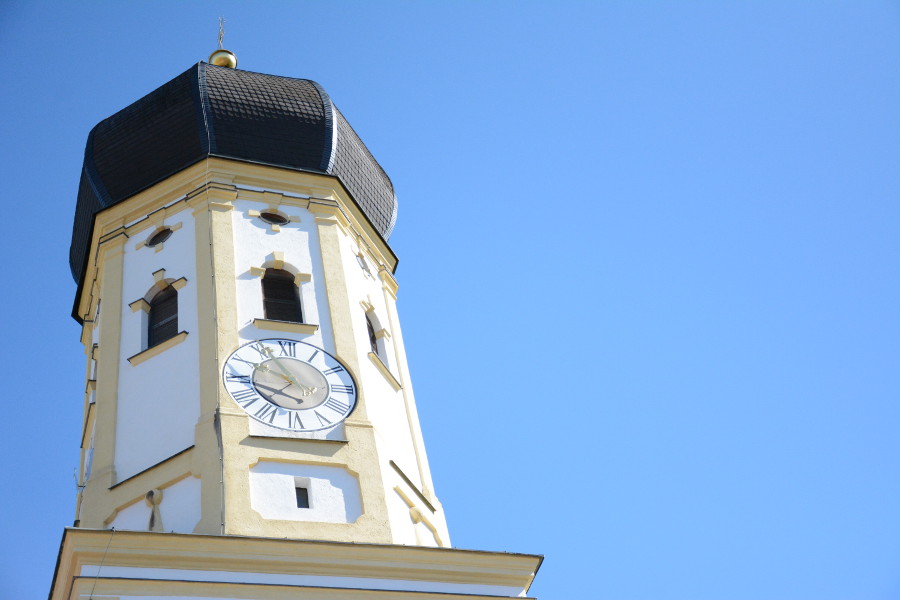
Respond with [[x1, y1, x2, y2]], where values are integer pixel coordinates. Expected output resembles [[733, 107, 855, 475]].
[[232, 356, 296, 384]]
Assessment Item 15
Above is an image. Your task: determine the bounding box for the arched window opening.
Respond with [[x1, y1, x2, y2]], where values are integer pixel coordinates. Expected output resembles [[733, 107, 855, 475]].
[[148, 285, 178, 347], [146, 227, 173, 247], [259, 211, 289, 225], [366, 313, 379, 357], [262, 268, 302, 322]]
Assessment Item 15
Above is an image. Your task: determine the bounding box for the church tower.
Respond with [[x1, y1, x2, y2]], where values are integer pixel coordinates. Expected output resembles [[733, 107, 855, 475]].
[[50, 51, 541, 599]]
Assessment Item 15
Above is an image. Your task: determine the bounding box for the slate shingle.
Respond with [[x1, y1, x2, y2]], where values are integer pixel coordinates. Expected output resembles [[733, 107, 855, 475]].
[[70, 62, 397, 287]]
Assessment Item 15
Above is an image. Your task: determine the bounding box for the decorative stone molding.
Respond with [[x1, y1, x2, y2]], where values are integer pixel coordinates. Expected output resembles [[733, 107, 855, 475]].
[[131, 277, 187, 310], [127, 331, 188, 366], [369, 352, 401, 391], [135, 221, 182, 252], [252, 319, 318, 335], [129, 298, 150, 313]]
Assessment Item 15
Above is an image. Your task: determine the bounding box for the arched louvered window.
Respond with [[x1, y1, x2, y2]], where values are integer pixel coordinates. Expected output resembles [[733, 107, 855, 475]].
[[366, 313, 379, 356], [262, 268, 302, 322], [148, 285, 178, 347]]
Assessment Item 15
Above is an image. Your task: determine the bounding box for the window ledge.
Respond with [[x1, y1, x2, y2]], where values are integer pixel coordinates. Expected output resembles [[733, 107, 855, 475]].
[[253, 319, 319, 334], [368, 352, 402, 391], [127, 331, 188, 366]]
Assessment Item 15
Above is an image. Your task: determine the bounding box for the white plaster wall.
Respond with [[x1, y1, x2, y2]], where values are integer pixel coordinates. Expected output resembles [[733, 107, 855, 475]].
[[249, 461, 361, 523], [336, 232, 424, 492], [387, 487, 417, 546], [108, 476, 200, 533], [158, 475, 202, 533], [109, 496, 150, 531], [116, 209, 200, 481], [230, 198, 333, 352]]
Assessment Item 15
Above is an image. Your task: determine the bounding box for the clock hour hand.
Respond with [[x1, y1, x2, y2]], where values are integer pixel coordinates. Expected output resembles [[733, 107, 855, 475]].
[[254, 380, 304, 405]]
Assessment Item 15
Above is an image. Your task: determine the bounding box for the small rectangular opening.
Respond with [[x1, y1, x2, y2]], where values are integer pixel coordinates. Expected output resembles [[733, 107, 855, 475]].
[[295, 485, 310, 509]]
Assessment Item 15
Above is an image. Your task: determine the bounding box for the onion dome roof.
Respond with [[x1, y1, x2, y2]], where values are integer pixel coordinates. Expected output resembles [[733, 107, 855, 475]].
[[70, 62, 397, 284]]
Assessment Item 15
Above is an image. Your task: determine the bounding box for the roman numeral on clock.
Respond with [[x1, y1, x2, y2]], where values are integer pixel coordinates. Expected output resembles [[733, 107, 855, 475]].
[[254, 403, 279, 423], [278, 341, 296, 357], [289, 412, 305, 430], [250, 343, 271, 358], [314, 410, 332, 426], [323, 398, 350, 414], [330, 384, 353, 394], [232, 388, 258, 406], [323, 366, 343, 375], [226, 374, 251, 384]]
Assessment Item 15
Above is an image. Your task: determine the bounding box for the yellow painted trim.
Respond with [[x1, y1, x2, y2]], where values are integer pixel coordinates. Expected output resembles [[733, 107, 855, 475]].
[[135, 221, 184, 250], [394, 485, 443, 547], [138, 276, 187, 306], [51, 528, 543, 600], [79, 233, 126, 526], [189, 182, 240, 535], [248, 266, 311, 284], [379, 268, 399, 298], [253, 318, 319, 334], [374, 327, 391, 340], [109, 445, 195, 491], [77, 159, 399, 320], [127, 331, 188, 366], [80, 400, 96, 448], [368, 352, 401, 391], [129, 298, 150, 313]]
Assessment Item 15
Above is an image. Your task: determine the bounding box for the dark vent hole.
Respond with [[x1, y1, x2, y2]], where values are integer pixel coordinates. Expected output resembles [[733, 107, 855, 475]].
[[260, 212, 289, 225], [295, 486, 310, 509], [147, 228, 173, 247]]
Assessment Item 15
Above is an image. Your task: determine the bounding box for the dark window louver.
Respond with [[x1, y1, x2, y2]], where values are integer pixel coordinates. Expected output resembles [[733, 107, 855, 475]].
[[148, 286, 178, 347], [366, 314, 379, 356], [262, 269, 302, 322]]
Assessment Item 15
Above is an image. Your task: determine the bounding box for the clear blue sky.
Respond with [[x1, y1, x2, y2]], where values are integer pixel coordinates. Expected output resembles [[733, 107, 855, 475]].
[[1, 2, 898, 599]]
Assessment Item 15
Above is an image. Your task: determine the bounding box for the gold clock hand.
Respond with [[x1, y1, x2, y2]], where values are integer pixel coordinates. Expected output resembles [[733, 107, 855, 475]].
[[232, 355, 299, 386]]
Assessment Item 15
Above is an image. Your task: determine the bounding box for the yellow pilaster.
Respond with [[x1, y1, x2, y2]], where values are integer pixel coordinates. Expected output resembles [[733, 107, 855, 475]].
[[79, 231, 126, 527], [190, 181, 239, 535]]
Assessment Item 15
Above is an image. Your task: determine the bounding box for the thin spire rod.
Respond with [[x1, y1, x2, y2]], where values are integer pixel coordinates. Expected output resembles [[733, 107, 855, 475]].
[[209, 17, 237, 68]]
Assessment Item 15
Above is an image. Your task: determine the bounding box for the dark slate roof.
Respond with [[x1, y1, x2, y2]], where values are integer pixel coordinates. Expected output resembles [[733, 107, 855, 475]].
[[70, 62, 397, 285]]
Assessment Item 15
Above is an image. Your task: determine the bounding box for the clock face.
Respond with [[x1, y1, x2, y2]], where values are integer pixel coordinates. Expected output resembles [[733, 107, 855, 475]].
[[223, 339, 357, 432]]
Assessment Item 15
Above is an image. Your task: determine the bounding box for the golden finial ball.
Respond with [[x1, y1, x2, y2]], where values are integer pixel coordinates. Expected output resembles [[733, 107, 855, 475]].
[[209, 49, 238, 69]]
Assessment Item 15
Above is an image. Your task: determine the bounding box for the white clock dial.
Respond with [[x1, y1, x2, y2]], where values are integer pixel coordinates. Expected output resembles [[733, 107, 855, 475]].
[[223, 339, 357, 432]]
